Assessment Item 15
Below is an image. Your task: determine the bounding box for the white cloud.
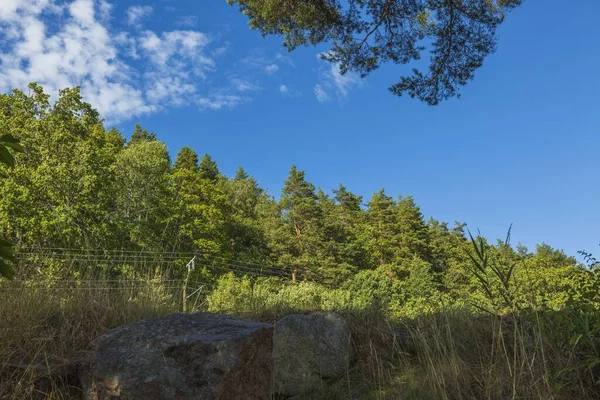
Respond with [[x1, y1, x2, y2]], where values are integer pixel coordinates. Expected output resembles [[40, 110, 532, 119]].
[[126, 5, 152, 28], [231, 78, 260, 92], [314, 56, 362, 102], [329, 63, 362, 97], [97, 0, 112, 21], [213, 45, 228, 56], [0, 0, 153, 121], [70, 0, 95, 25], [176, 15, 197, 27], [280, 84, 301, 97], [0, 0, 254, 123], [265, 64, 278, 75], [139, 30, 213, 71], [197, 94, 247, 110], [275, 52, 295, 67], [240, 52, 269, 69], [314, 84, 330, 102]]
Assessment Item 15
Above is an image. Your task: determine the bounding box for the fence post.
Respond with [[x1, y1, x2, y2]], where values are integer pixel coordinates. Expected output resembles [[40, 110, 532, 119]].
[[182, 255, 196, 313]]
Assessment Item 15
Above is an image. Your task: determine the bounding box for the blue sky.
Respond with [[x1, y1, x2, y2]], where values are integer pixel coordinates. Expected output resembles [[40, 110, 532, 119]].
[[1, 0, 598, 259]]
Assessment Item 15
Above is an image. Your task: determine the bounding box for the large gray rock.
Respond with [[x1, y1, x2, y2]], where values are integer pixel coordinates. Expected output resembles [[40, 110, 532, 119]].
[[79, 312, 273, 400], [273, 312, 352, 396]]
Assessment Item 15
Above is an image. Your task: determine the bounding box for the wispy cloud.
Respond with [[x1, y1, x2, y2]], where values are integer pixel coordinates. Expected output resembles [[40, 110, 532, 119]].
[[265, 64, 279, 75], [240, 49, 295, 76], [176, 15, 197, 27], [275, 53, 295, 68], [314, 55, 362, 102], [280, 84, 301, 98], [314, 84, 330, 103], [239, 51, 270, 70], [0, 0, 257, 123], [126, 5, 153, 28], [197, 94, 247, 110], [231, 78, 260, 92]]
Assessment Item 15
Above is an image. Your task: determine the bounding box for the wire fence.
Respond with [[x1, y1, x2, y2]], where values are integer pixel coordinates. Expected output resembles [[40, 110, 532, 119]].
[[0, 247, 337, 311], [14, 248, 289, 276], [0, 248, 341, 317], [12, 247, 330, 281]]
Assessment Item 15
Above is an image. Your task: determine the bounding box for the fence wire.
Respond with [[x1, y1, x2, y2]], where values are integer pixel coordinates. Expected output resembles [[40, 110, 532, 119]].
[[2, 248, 336, 299]]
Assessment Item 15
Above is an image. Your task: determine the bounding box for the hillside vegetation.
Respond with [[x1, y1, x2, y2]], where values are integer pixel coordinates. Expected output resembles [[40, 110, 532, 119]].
[[1, 85, 600, 398]]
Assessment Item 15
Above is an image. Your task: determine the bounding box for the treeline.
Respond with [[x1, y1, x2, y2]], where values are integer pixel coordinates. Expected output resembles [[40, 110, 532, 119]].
[[0, 84, 588, 311]]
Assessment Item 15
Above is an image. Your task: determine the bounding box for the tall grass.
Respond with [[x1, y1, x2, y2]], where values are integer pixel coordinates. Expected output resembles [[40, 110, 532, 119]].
[[0, 276, 184, 399], [3, 245, 600, 399]]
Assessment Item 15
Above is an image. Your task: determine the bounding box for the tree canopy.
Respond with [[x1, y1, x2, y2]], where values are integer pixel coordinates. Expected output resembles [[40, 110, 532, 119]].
[[227, 0, 523, 105], [0, 84, 589, 317]]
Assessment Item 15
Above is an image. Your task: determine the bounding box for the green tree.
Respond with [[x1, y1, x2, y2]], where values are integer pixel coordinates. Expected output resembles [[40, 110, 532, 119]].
[[234, 165, 249, 181], [313, 185, 369, 283], [0, 131, 24, 279], [0, 85, 124, 255], [313, 190, 352, 284], [393, 195, 430, 263], [427, 219, 469, 275], [362, 189, 398, 267], [129, 123, 156, 144], [198, 153, 220, 181], [167, 166, 231, 258], [333, 184, 362, 213], [227, 0, 522, 105], [223, 166, 270, 263], [174, 146, 199, 172], [278, 165, 323, 281], [114, 140, 170, 250]]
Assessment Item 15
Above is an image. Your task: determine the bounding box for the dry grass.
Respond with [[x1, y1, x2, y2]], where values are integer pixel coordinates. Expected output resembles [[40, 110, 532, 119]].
[[2, 278, 599, 400], [0, 279, 180, 399], [355, 312, 600, 400]]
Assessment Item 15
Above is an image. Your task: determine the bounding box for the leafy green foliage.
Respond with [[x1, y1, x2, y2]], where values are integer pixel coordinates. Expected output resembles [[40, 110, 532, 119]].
[[0, 128, 24, 279], [466, 227, 519, 314], [578, 248, 599, 270], [0, 134, 24, 168], [2, 84, 599, 361], [0, 238, 16, 279], [3, 82, 600, 398], [0, 84, 591, 301], [228, 0, 523, 105]]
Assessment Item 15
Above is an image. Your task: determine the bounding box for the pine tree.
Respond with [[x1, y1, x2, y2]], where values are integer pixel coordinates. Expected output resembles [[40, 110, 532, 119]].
[[234, 166, 249, 181], [394, 195, 430, 264], [363, 189, 398, 267], [174, 146, 199, 171], [228, 0, 522, 105], [316, 187, 367, 284], [198, 154, 219, 181], [129, 123, 156, 144], [279, 165, 323, 281], [333, 184, 362, 213], [167, 165, 231, 258], [224, 167, 269, 263]]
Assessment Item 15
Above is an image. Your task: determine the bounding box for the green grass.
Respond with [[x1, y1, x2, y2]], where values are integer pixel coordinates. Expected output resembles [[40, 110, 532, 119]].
[[2, 271, 600, 399]]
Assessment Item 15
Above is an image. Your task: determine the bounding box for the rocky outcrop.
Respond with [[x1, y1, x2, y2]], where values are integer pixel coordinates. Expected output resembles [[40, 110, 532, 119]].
[[273, 311, 352, 396], [78, 312, 273, 400]]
